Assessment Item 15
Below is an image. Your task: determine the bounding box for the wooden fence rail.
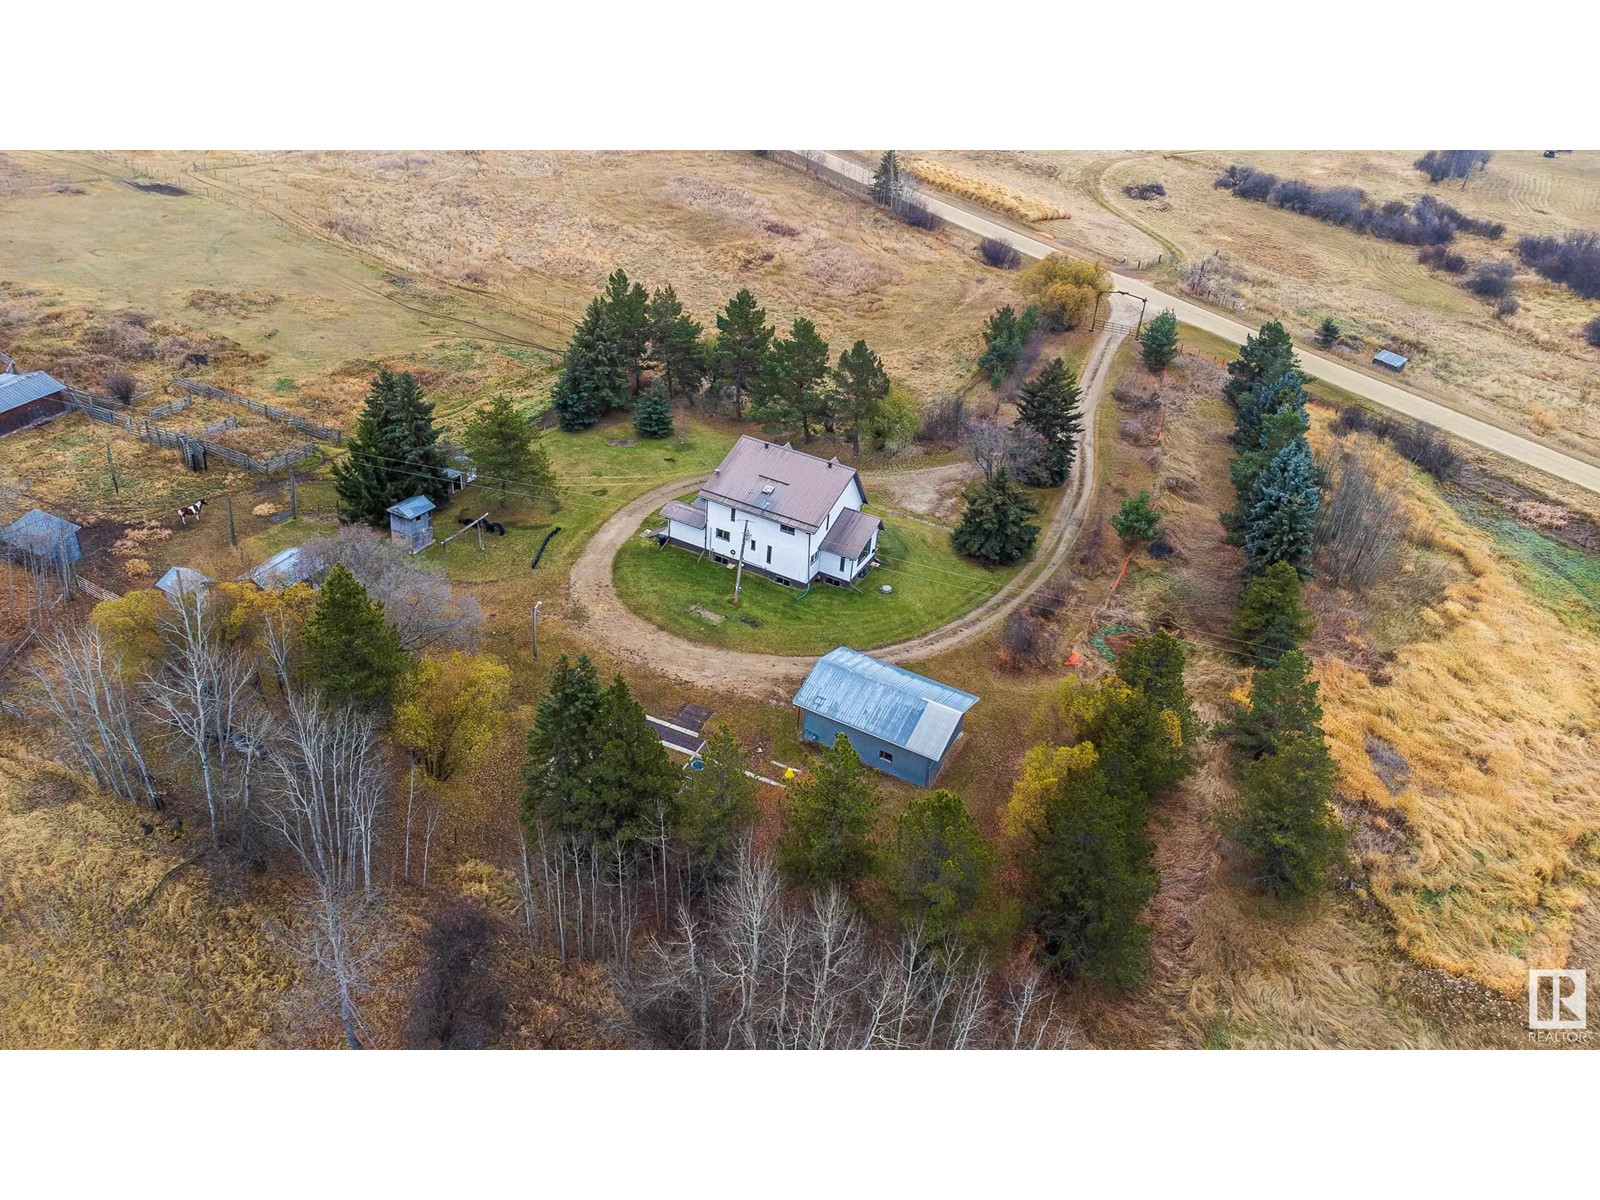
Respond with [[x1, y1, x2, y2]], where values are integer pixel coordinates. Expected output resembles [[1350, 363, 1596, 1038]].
[[171, 378, 342, 443]]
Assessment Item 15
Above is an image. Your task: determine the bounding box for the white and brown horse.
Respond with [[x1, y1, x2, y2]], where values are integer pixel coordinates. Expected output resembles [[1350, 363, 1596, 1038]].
[[177, 498, 207, 526]]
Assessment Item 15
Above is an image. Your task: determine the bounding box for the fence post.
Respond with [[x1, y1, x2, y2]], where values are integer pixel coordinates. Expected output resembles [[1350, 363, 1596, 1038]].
[[226, 495, 237, 546]]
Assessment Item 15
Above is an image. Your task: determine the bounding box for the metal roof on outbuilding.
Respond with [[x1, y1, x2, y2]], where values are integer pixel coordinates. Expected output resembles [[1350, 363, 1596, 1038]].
[[0, 508, 82, 560], [793, 647, 979, 762], [699, 436, 863, 533], [245, 546, 314, 589], [387, 494, 436, 520], [154, 566, 214, 599], [1373, 349, 1408, 370], [0, 371, 67, 415]]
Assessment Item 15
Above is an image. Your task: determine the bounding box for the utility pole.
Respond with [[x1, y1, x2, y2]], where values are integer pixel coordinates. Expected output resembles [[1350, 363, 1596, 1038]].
[[106, 441, 119, 494], [531, 600, 542, 660], [733, 520, 750, 606], [289, 471, 299, 519]]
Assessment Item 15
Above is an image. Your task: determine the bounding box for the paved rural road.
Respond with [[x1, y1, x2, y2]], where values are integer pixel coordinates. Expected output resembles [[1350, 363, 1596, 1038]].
[[807, 151, 1600, 498], [564, 296, 1140, 698]]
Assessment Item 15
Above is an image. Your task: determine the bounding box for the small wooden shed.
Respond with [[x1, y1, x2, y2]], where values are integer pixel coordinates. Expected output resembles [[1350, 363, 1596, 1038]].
[[0, 371, 69, 438], [387, 495, 436, 554]]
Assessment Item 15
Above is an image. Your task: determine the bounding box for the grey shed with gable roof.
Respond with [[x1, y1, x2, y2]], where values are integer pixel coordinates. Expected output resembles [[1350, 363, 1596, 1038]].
[[793, 647, 979, 787]]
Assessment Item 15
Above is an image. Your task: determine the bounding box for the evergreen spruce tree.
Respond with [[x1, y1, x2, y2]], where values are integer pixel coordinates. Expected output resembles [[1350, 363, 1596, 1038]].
[[1111, 490, 1161, 547], [602, 268, 651, 394], [301, 564, 410, 708], [1014, 357, 1084, 486], [1230, 732, 1344, 898], [888, 789, 995, 948], [647, 284, 707, 400], [952, 468, 1040, 565], [978, 304, 1038, 388], [678, 725, 758, 890], [387, 370, 451, 504], [1235, 370, 1308, 451], [871, 150, 902, 207], [1140, 309, 1179, 372], [1315, 317, 1341, 349], [1021, 753, 1157, 988], [334, 368, 437, 524], [520, 654, 605, 836], [461, 394, 555, 506], [1227, 649, 1325, 761], [832, 338, 890, 454], [1224, 402, 1310, 541], [777, 734, 882, 890], [1115, 629, 1197, 745], [590, 674, 682, 851], [1234, 561, 1315, 665], [710, 289, 773, 419], [1244, 437, 1321, 574], [553, 298, 628, 431], [632, 379, 674, 439], [1225, 319, 1299, 405], [752, 317, 831, 440]]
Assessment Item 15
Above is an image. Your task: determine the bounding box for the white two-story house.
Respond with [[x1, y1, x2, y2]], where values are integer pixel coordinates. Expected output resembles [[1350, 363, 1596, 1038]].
[[662, 436, 883, 587]]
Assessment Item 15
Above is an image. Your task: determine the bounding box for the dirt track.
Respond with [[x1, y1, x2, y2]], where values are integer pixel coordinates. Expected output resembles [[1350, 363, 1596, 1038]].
[[563, 297, 1139, 698]]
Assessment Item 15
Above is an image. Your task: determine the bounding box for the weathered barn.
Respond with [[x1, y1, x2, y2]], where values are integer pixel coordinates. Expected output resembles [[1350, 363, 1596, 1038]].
[[154, 566, 214, 602], [0, 371, 69, 438], [387, 495, 436, 554], [792, 647, 979, 787]]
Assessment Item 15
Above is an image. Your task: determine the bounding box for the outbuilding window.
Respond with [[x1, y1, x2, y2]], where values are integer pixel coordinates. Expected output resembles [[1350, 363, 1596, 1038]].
[[878, 750, 894, 763]]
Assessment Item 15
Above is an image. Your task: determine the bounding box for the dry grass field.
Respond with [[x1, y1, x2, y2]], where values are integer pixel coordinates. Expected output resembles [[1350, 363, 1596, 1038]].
[[912, 150, 1600, 464], [109, 150, 1024, 403]]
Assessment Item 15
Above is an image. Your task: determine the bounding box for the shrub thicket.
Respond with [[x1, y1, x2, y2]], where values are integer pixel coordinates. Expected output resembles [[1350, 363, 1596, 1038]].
[[1215, 165, 1504, 245]]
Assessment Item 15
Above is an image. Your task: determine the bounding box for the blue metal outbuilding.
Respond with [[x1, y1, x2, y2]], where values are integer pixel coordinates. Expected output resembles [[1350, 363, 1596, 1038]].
[[793, 647, 979, 787], [1373, 349, 1408, 372]]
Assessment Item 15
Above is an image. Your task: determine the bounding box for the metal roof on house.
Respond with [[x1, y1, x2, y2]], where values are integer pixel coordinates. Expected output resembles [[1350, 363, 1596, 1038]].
[[818, 508, 882, 559], [0, 371, 67, 415], [1373, 349, 1408, 370], [0, 508, 82, 559], [387, 495, 436, 520], [663, 497, 708, 529], [154, 566, 214, 598], [698, 436, 863, 534], [793, 647, 979, 762]]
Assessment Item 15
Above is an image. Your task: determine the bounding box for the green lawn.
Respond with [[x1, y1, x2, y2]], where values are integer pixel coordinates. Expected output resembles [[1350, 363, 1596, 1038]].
[[613, 516, 1023, 655], [409, 415, 738, 582]]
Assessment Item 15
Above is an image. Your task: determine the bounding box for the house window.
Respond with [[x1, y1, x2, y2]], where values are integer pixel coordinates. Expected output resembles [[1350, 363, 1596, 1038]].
[[839, 556, 847, 572], [765, 546, 772, 565], [878, 749, 894, 763], [715, 528, 731, 542], [779, 524, 796, 535]]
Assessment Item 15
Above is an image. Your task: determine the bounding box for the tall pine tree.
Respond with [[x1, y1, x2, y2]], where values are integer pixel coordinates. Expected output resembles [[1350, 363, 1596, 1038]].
[[461, 393, 555, 506], [711, 289, 773, 420], [1014, 357, 1084, 486], [602, 268, 651, 395], [871, 150, 902, 206], [889, 789, 995, 948], [553, 297, 628, 431], [301, 564, 410, 709], [777, 734, 882, 890], [752, 317, 831, 440], [334, 368, 448, 524], [832, 339, 890, 454], [520, 654, 605, 836], [1225, 319, 1299, 405], [647, 284, 707, 400], [1234, 561, 1315, 665], [678, 725, 758, 891]]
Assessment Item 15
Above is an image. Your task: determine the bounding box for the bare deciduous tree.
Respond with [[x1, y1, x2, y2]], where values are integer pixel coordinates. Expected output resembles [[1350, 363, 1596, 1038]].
[[143, 590, 252, 844], [298, 525, 483, 652], [1315, 446, 1407, 590], [29, 624, 160, 807], [628, 843, 1073, 1050]]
